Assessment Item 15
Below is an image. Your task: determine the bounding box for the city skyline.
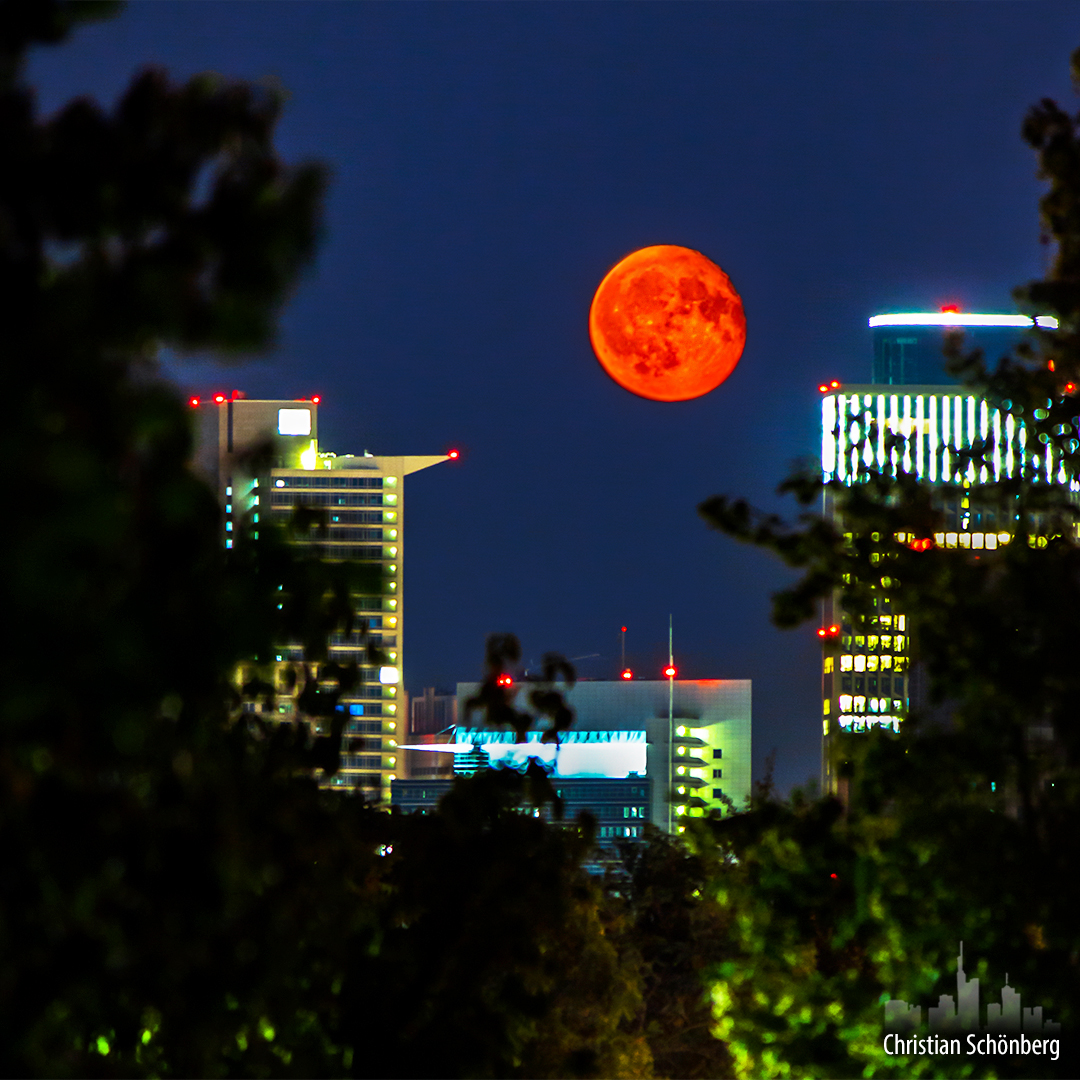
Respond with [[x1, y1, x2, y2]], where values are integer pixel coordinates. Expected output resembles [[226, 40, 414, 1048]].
[[11, 7, 1080, 1075], [26, 1, 1080, 792]]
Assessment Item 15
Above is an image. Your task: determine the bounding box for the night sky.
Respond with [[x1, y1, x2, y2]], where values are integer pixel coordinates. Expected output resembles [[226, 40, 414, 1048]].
[[27, 2, 1080, 792]]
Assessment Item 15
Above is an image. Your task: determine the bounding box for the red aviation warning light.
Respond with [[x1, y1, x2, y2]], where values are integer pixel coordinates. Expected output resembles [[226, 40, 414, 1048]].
[[496, 674, 513, 688], [189, 396, 200, 407], [908, 537, 934, 552], [818, 379, 842, 393], [817, 625, 840, 639], [663, 664, 677, 679], [311, 395, 321, 404], [447, 448, 460, 460], [621, 668, 633, 680], [213, 393, 226, 404]]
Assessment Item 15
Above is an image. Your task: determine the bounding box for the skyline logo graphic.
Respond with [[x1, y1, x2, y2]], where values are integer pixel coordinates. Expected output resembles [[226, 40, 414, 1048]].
[[881, 943, 1061, 1062]]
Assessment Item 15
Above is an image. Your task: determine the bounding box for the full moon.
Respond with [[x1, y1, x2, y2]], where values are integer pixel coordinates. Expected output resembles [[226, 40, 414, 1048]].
[[588, 245, 746, 402]]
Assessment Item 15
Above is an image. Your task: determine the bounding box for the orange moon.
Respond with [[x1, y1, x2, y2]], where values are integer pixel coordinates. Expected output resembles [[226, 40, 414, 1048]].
[[588, 245, 746, 401]]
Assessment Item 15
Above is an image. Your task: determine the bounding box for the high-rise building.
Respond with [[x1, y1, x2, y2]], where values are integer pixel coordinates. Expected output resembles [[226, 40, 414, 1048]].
[[393, 678, 752, 838], [192, 393, 450, 801], [819, 312, 1070, 792]]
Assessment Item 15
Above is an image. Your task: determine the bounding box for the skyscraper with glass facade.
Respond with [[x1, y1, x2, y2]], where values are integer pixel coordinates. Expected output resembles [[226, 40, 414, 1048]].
[[819, 312, 1071, 791], [192, 394, 450, 801]]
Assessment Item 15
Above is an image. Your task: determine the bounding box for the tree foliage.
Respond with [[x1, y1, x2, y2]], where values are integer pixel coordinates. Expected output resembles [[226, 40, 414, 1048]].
[[0, 6, 657, 1076]]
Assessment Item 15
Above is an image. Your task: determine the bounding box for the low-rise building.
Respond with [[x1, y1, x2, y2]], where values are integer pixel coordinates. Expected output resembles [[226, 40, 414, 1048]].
[[393, 677, 751, 838]]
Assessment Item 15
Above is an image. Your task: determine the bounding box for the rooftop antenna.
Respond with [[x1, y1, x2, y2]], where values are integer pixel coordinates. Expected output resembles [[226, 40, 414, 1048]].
[[668, 614, 674, 833], [619, 626, 634, 680]]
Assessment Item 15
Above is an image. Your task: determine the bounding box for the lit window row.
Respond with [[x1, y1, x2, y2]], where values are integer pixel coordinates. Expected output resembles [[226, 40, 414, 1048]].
[[870, 612, 904, 630], [834, 612, 905, 631], [937, 531, 1010, 549], [273, 475, 384, 489], [270, 492, 383, 507], [837, 715, 902, 732], [838, 695, 903, 714], [840, 653, 905, 672]]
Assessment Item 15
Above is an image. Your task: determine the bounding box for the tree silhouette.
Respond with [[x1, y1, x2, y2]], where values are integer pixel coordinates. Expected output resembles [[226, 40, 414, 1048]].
[[0, 5, 652, 1076]]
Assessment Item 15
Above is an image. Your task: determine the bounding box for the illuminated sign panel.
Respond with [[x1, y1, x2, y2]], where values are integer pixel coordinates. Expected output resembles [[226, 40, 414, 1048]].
[[450, 729, 648, 779], [277, 408, 312, 435]]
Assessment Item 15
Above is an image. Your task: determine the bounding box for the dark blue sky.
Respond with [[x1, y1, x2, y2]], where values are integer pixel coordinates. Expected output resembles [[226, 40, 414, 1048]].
[[27, 2, 1080, 792]]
